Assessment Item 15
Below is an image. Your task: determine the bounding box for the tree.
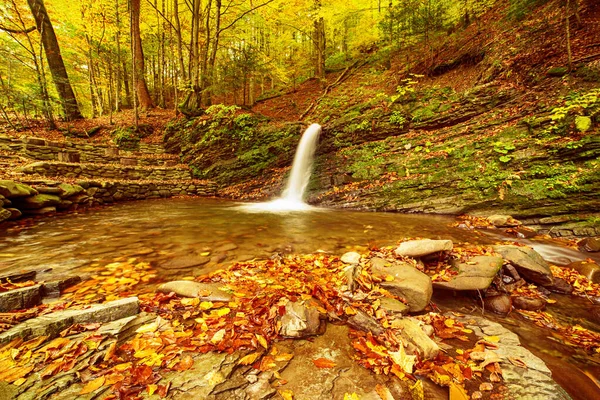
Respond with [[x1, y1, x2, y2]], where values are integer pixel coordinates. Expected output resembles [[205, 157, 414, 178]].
[[130, 0, 154, 109], [26, 0, 82, 120]]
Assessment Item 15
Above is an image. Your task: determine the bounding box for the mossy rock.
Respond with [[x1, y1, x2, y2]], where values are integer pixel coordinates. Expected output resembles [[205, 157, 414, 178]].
[[0, 181, 37, 199], [16, 194, 61, 209], [547, 67, 568, 77], [575, 116, 592, 132], [58, 183, 85, 198]]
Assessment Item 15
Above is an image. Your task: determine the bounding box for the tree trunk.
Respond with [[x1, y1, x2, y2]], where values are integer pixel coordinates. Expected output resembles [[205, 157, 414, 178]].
[[26, 0, 82, 120], [566, 0, 573, 72], [173, 0, 187, 83], [130, 0, 154, 109], [313, 16, 326, 83]]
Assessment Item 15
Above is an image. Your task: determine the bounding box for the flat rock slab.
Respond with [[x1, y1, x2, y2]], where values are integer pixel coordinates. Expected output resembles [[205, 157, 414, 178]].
[[493, 245, 554, 286], [41, 276, 82, 297], [0, 284, 42, 312], [340, 252, 361, 264], [457, 314, 571, 400], [157, 281, 232, 302], [433, 256, 503, 291], [394, 239, 453, 258], [0, 180, 37, 198], [371, 260, 432, 312], [0, 297, 139, 344]]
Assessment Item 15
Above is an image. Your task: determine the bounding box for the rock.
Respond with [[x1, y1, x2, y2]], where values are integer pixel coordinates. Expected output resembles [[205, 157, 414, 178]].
[[348, 310, 384, 336], [0, 297, 139, 344], [42, 276, 82, 297], [57, 151, 80, 163], [578, 237, 600, 252], [162, 256, 210, 269], [484, 295, 512, 315], [493, 245, 554, 286], [157, 281, 232, 302], [0, 180, 37, 198], [16, 193, 61, 209], [371, 261, 432, 312], [512, 296, 546, 311], [487, 215, 521, 227], [344, 263, 362, 292], [0, 285, 42, 312], [566, 260, 600, 284], [378, 297, 409, 315], [547, 66, 568, 77], [33, 186, 62, 195], [23, 206, 56, 215], [341, 251, 361, 264], [120, 158, 138, 166], [433, 256, 503, 291], [245, 372, 276, 400], [0, 270, 36, 283], [215, 242, 238, 252], [392, 317, 440, 360], [58, 183, 85, 197], [0, 208, 10, 223], [575, 115, 592, 132], [394, 239, 453, 258], [545, 277, 573, 294], [279, 300, 324, 338]]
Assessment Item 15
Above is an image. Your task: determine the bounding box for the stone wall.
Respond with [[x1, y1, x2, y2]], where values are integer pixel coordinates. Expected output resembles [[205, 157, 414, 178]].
[[20, 161, 192, 181], [0, 179, 217, 223], [0, 135, 174, 166]]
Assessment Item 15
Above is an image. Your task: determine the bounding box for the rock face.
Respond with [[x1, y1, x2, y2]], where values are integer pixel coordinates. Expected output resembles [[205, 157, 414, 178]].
[[279, 300, 324, 338], [433, 256, 503, 291], [493, 245, 554, 286], [371, 260, 432, 312], [0, 285, 42, 312], [394, 239, 453, 258], [157, 281, 232, 302]]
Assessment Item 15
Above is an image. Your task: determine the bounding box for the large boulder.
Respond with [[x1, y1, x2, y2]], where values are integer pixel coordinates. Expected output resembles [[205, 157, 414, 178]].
[[0, 180, 37, 198], [371, 260, 432, 312], [394, 239, 453, 258], [493, 245, 554, 286], [433, 256, 503, 291], [157, 281, 232, 302], [578, 237, 600, 253], [15, 194, 61, 209], [565, 261, 600, 284]]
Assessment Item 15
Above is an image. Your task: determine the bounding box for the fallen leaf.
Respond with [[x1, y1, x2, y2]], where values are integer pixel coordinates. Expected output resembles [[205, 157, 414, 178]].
[[279, 389, 294, 400], [449, 382, 469, 400], [79, 376, 105, 394], [239, 352, 261, 365], [256, 334, 268, 349], [211, 329, 226, 344], [313, 358, 336, 368]]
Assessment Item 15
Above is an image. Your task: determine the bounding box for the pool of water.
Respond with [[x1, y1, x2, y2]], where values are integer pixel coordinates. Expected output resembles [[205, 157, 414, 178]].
[[0, 198, 598, 398]]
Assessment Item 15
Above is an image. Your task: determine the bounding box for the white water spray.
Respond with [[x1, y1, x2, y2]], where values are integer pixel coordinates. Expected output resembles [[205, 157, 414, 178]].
[[240, 123, 322, 212]]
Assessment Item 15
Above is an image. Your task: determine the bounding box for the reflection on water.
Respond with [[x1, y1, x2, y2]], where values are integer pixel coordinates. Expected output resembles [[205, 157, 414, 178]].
[[0, 197, 598, 399]]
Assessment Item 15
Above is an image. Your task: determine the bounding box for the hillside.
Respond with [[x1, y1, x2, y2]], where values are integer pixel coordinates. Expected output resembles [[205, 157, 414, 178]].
[[163, 0, 600, 238]]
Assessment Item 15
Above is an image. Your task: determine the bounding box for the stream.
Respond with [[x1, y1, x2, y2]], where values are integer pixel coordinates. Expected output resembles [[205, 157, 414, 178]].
[[0, 198, 599, 399]]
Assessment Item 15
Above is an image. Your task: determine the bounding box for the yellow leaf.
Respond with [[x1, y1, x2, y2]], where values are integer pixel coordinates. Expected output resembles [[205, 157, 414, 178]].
[[256, 334, 268, 349], [79, 376, 105, 395], [462, 329, 473, 334], [279, 389, 294, 400], [136, 322, 158, 334], [409, 380, 424, 400], [484, 336, 499, 343], [344, 306, 357, 315], [113, 362, 131, 372], [12, 378, 26, 386], [444, 319, 455, 328], [134, 349, 155, 359], [274, 353, 294, 362], [200, 252, 211, 256], [449, 382, 469, 400], [211, 329, 226, 344], [181, 298, 200, 306], [215, 307, 230, 317], [200, 301, 214, 310], [344, 393, 361, 400], [384, 275, 395, 282], [238, 352, 261, 365], [147, 384, 158, 395]]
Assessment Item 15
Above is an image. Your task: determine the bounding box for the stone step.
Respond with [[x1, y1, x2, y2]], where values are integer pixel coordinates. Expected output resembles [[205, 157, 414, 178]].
[[0, 135, 177, 167], [20, 161, 192, 181]]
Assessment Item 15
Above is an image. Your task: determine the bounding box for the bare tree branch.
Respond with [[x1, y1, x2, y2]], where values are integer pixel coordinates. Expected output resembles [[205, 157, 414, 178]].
[[219, 0, 275, 34], [0, 24, 36, 34]]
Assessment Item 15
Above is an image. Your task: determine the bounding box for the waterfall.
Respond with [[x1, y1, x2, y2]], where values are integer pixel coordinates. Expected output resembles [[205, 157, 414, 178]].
[[239, 123, 322, 212]]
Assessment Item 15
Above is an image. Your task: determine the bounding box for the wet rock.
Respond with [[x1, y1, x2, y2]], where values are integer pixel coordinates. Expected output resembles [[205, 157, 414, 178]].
[[379, 297, 410, 315], [0, 270, 36, 283], [16, 193, 61, 209], [567, 260, 600, 284], [211, 254, 228, 264], [0, 208, 10, 223], [0, 284, 42, 312], [157, 281, 232, 302], [578, 237, 600, 252], [42, 276, 82, 297], [545, 277, 573, 294], [279, 300, 324, 338], [341, 251, 361, 264], [0, 180, 37, 198], [344, 263, 362, 292], [394, 239, 453, 258], [23, 206, 56, 215], [348, 309, 384, 336], [487, 215, 521, 227], [433, 256, 503, 291], [393, 317, 440, 360], [590, 307, 600, 325], [371, 261, 432, 312], [245, 372, 276, 400], [58, 183, 85, 197], [33, 186, 62, 195], [484, 295, 512, 315], [493, 245, 554, 286], [0, 297, 139, 343], [162, 256, 210, 269], [512, 296, 546, 311]]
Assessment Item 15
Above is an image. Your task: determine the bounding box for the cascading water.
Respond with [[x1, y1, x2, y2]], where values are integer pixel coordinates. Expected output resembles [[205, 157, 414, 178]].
[[240, 123, 322, 212]]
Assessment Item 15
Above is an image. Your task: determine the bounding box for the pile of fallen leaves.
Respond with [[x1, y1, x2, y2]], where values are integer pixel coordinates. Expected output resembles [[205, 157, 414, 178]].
[[550, 265, 600, 299]]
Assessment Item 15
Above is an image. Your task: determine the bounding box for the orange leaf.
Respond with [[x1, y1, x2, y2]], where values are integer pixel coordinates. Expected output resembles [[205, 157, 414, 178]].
[[79, 376, 105, 394], [313, 358, 336, 369], [179, 354, 194, 370]]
